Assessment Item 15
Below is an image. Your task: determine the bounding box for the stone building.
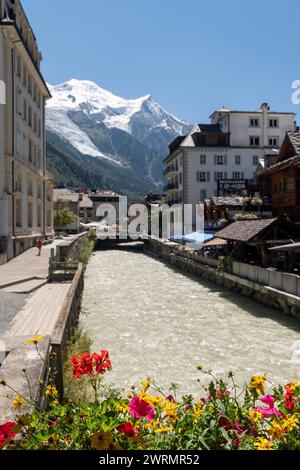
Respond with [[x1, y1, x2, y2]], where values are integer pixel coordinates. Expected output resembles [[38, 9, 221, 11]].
[[0, 0, 53, 263]]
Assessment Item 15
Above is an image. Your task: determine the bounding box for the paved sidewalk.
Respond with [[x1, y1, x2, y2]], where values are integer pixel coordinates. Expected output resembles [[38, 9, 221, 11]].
[[0, 244, 55, 288], [0, 292, 27, 336]]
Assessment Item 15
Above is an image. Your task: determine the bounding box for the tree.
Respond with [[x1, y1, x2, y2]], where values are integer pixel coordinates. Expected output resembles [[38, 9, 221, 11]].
[[54, 199, 77, 232]]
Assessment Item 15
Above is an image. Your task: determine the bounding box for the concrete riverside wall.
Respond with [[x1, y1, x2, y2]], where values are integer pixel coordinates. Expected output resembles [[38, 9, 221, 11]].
[[144, 238, 300, 320], [56, 232, 89, 262], [51, 263, 84, 395], [232, 262, 300, 297]]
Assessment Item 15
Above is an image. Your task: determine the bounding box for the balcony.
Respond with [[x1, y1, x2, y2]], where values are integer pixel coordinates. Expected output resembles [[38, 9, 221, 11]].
[[164, 164, 178, 176], [166, 181, 179, 192]]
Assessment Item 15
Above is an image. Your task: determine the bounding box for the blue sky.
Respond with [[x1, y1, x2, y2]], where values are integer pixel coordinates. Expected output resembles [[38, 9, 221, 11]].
[[24, 0, 300, 124]]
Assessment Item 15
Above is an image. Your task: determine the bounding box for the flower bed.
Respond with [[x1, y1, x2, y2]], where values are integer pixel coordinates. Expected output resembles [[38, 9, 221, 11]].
[[0, 338, 300, 450]]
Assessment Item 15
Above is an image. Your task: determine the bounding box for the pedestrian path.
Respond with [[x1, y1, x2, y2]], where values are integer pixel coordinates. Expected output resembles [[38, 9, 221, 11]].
[[0, 244, 55, 289], [7, 283, 71, 337]]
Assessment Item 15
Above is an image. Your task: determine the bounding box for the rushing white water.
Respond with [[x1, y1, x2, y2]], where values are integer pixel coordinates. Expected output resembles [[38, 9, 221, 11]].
[[80, 244, 300, 396]]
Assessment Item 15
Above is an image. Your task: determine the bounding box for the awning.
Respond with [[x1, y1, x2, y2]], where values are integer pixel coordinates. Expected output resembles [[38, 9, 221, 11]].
[[203, 237, 228, 247], [269, 242, 300, 253]]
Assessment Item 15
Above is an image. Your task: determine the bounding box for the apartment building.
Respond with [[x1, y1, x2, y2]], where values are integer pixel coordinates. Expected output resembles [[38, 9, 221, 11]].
[[164, 103, 296, 223], [0, 0, 53, 263]]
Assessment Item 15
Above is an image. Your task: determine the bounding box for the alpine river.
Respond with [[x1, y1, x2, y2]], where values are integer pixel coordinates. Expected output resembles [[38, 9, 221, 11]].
[[80, 244, 300, 395]]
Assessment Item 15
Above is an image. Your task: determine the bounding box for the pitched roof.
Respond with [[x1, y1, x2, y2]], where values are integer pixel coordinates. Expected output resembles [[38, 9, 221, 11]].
[[216, 218, 277, 242], [258, 132, 300, 176]]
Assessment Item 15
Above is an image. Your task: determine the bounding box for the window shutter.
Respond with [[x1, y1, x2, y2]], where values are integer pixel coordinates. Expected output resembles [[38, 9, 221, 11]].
[[214, 155, 217, 165], [214, 172, 217, 182], [241, 172, 244, 179], [224, 172, 227, 179], [207, 172, 210, 182], [224, 155, 228, 165]]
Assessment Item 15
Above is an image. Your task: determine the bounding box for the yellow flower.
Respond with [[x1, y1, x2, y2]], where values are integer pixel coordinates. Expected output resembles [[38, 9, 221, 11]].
[[12, 394, 25, 412], [140, 377, 151, 393], [164, 401, 179, 423], [282, 415, 298, 433], [91, 431, 113, 450], [249, 375, 266, 396], [193, 402, 204, 423], [50, 400, 59, 407], [45, 385, 58, 398], [249, 409, 263, 424], [144, 420, 161, 431], [287, 381, 299, 392], [268, 421, 283, 440], [115, 403, 129, 414], [155, 426, 173, 433], [24, 335, 45, 345], [254, 437, 274, 450], [139, 392, 164, 408]]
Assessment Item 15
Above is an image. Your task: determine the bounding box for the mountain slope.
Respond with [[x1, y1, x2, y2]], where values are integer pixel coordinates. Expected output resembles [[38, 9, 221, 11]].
[[46, 131, 160, 201], [46, 79, 191, 182]]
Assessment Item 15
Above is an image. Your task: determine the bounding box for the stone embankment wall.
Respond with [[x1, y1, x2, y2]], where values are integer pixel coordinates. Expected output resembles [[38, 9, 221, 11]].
[[144, 238, 300, 320]]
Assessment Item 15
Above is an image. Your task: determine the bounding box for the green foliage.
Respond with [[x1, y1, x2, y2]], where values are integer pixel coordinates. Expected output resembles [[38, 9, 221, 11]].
[[3, 368, 300, 451], [54, 200, 77, 230]]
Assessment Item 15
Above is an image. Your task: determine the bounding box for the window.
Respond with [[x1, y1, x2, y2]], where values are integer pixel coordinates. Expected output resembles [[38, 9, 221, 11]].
[[37, 91, 41, 109], [34, 113, 37, 133], [28, 139, 33, 163], [28, 106, 32, 127], [250, 117, 260, 128], [16, 199, 22, 228], [232, 172, 244, 180], [28, 202, 33, 228], [37, 204, 42, 228], [235, 155, 241, 165], [33, 84, 37, 103], [269, 137, 279, 147], [269, 118, 279, 128], [179, 173, 182, 185], [200, 154, 206, 165], [22, 65, 27, 87], [253, 155, 259, 166], [28, 75, 33, 95], [200, 189, 207, 202], [16, 87, 22, 115], [250, 136, 260, 147], [16, 55, 21, 77], [285, 178, 295, 192], [23, 99, 27, 122], [28, 177, 33, 196], [37, 119, 41, 138], [197, 171, 209, 183], [215, 155, 227, 165], [214, 172, 224, 181]]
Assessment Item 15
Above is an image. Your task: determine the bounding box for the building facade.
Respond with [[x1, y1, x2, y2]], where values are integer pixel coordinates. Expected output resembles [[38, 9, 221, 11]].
[[0, 0, 53, 262], [164, 103, 296, 223], [257, 132, 300, 221]]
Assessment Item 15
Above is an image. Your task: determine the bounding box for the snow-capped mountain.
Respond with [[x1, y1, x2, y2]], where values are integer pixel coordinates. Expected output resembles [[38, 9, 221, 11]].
[[46, 79, 191, 183]]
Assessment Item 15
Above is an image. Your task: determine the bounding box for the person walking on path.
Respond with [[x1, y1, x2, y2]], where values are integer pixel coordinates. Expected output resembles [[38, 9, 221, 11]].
[[36, 239, 43, 256]]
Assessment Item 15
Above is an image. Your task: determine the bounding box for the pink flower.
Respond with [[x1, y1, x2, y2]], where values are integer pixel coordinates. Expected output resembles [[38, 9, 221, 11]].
[[253, 395, 282, 418], [261, 395, 275, 408], [129, 397, 155, 421]]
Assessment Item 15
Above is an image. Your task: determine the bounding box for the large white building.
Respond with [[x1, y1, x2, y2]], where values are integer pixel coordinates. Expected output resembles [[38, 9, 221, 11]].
[[164, 103, 297, 222], [0, 0, 54, 263]]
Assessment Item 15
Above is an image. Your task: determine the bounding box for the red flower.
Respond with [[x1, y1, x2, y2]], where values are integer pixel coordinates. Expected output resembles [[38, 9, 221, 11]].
[[116, 422, 137, 437], [0, 422, 16, 447], [284, 386, 295, 411], [129, 397, 155, 421], [166, 395, 176, 403], [71, 350, 111, 379]]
